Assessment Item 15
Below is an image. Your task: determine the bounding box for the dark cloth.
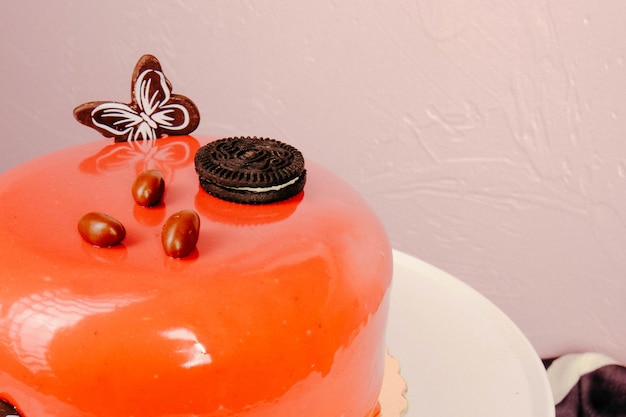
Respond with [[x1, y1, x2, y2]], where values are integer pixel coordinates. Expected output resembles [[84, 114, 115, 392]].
[[543, 353, 626, 417]]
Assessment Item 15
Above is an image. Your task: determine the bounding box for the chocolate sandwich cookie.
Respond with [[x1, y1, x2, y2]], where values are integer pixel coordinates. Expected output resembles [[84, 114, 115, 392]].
[[194, 137, 306, 204]]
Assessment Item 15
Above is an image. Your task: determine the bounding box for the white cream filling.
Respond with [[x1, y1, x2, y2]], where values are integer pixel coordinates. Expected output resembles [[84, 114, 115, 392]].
[[224, 175, 301, 193]]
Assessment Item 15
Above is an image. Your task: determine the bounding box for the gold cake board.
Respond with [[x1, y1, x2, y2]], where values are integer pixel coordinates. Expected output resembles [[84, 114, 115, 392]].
[[379, 351, 408, 417]]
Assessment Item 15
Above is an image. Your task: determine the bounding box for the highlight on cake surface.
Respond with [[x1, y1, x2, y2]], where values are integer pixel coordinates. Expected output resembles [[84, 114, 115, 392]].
[[73, 54, 200, 142]]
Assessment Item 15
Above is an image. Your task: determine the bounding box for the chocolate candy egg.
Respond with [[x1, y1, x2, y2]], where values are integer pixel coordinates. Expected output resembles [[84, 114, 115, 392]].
[[78, 212, 126, 247], [161, 210, 200, 258], [132, 169, 165, 207]]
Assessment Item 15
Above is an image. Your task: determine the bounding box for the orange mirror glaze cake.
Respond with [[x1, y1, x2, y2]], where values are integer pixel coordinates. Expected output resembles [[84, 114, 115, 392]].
[[0, 55, 394, 417]]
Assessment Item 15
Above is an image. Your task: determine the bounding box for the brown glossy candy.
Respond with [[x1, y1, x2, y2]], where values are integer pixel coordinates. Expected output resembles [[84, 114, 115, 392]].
[[132, 169, 165, 207], [161, 210, 200, 258], [78, 212, 126, 247], [0, 399, 21, 416]]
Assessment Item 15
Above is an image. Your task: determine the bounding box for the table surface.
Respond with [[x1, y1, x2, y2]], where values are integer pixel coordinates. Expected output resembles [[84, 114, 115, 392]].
[[386, 250, 555, 417]]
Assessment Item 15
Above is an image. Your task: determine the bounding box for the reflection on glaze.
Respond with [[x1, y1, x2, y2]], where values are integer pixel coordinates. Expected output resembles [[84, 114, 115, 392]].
[[162, 328, 213, 369], [0, 290, 149, 373], [194, 188, 304, 226], [78, 135, 197, 178]]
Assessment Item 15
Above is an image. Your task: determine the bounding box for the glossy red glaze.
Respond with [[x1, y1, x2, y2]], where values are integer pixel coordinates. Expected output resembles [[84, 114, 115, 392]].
[[0, 136, 392, 417]]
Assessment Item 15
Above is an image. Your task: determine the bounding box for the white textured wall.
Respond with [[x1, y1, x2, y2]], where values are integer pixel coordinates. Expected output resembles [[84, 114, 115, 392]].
[[1, 1, 625, 362]]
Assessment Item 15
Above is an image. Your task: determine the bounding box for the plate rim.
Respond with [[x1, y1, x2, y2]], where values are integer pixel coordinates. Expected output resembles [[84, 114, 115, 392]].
[[388, 249, 555, 417]]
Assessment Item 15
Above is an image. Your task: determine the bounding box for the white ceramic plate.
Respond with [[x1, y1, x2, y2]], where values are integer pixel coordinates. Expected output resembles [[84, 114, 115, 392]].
[[386, 250, 555, 417]]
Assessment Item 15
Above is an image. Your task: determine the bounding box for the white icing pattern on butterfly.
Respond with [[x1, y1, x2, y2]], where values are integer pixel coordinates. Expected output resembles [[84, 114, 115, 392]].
[[91, 68, 192, 141], [74, 54, 199, 142]]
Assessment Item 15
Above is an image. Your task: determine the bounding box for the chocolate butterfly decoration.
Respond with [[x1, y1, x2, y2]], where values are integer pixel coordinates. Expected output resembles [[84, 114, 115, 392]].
[[73, 54, 200, 142]]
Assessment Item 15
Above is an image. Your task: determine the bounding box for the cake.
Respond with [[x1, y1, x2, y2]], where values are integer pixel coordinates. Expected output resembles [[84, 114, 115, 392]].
[[0, 55, 395, 417]]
